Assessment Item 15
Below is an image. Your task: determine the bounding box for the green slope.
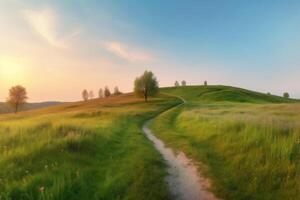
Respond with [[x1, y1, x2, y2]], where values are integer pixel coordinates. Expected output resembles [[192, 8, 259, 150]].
[[151, 86, 300, 200], [161, 85, 298, 103]]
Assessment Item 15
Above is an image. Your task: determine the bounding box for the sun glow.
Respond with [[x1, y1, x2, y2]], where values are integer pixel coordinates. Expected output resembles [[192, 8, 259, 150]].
[[0, 56, 28, 84]]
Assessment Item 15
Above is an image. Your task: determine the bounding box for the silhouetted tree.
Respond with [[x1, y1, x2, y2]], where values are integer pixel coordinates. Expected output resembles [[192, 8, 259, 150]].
[[204, 80, 207, 86], [98, 88, 104, 98], [104, 86, 111, 97], [283, 92, 290, 98], [113, 86, 122, 96], [6, 85, 28, 113], [181, 80, 186, 86], [174, 81, 180, 87], [134, 70, 159, 102], [89, 91, 94, 99], [82, 89, 89, 101]]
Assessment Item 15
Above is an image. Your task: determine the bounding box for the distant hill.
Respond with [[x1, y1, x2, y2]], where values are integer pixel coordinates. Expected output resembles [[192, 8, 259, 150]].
[[161, 85, 299, 103], [0, 101, 64, 114]]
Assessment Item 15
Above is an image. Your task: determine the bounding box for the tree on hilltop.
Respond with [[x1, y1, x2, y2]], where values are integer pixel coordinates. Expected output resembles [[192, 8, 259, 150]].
[[114, 86, 122, 96], [82, 89, 89, 101], [283, 92, 290, 98], [7, 85, 28, 113], [104, 86, 111, 97], [98, 88, 104, 98], [134, 70, 159, 102], [89, 91, 94, 99]]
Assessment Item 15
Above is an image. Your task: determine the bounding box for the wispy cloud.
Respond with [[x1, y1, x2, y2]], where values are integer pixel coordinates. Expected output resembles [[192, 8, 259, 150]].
[[104, 41, 154, 63], [23, 8, 80, 48]]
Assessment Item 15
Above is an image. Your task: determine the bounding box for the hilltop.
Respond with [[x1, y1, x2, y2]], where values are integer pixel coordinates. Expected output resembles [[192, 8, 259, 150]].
[[161, 85, 298, 103], [151, 85, 300, 200]]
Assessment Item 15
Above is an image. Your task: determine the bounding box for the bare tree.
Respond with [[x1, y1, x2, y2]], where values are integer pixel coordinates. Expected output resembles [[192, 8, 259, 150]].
[[134, 71, 159, 102], [82, 89, 89, 101], [6, 85, 28, 113], [89, 90, 94, 99], [113, 86, 122, 96], [181, 80, 186, 86], [104, 86, 111, 97], [174, 81, 180, 87], [98, 88, 104, 98], [204, 80, 207, 86]]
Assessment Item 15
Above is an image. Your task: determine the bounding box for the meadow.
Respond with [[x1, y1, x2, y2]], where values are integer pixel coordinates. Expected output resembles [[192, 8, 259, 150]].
[[151, 86, 300, 200], [2, 85, 300, 200], [0, 94, 180, 200]]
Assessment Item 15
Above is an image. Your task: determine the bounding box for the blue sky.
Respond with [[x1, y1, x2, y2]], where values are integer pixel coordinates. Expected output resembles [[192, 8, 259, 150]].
[[0, 0, 299, 101]]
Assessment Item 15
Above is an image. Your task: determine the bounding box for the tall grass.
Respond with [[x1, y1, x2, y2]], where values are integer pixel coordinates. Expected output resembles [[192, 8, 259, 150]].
[[0, 95, 180, 200], [151, 102, 300, 200]]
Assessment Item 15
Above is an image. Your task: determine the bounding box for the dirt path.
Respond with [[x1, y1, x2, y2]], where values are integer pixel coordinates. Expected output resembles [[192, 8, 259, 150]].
[[142, 96, 221, 200]]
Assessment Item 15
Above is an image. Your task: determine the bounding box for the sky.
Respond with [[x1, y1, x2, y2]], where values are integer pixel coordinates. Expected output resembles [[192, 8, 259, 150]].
[[0, 0, 300, 102]]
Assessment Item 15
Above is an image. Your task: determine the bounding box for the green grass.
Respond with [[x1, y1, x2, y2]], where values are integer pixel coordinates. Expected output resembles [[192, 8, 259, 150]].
[[151, 86, 300, 200], [0, 94, 180, 200], [162, 85, 298, 103], [2, 85, 299, 200]]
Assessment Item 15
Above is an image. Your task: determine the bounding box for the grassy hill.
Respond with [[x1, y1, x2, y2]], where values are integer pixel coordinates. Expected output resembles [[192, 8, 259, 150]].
[[0, 94, 180, 200], [151, 86, 300, 200], [0, 101, 63, 114], [161, 85, 298, 103], [2, 85, 300, 200]]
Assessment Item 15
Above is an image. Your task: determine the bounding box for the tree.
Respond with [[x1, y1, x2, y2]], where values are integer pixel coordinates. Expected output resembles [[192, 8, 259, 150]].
[[6, 85, 28, 113], [134, 70, 159, 102], [98, 88, 104, 98], [267, 92, 271, 95], [174, 81, 180, 87], [283, 92, 290, 98], [82, 89, 89, 101], [204, 80, 207, 86], [104, 86, 111, 97], [89, 90, 94, 99], [113, 86, 122, 96], [181, 80, 186, 86]]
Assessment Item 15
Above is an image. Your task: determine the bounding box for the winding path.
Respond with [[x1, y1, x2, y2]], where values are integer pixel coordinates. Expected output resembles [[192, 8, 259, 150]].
[[142, 95, 221, 200]]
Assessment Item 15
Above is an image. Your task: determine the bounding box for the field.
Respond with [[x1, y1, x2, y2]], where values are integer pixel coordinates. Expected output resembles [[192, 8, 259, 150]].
[[0, 94, 180, 200], [2, 85, 300, 200], [151, 86, 300, 200]]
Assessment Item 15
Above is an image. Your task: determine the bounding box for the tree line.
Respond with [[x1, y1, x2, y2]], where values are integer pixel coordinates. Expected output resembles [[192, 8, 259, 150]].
[[82, 71, 159, 102], [174, 80, 208, 87], [81, 86, 122, 101]]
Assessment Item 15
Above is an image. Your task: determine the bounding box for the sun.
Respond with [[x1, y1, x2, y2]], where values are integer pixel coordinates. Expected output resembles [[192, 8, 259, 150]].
[[0, 56, 27, 84]]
